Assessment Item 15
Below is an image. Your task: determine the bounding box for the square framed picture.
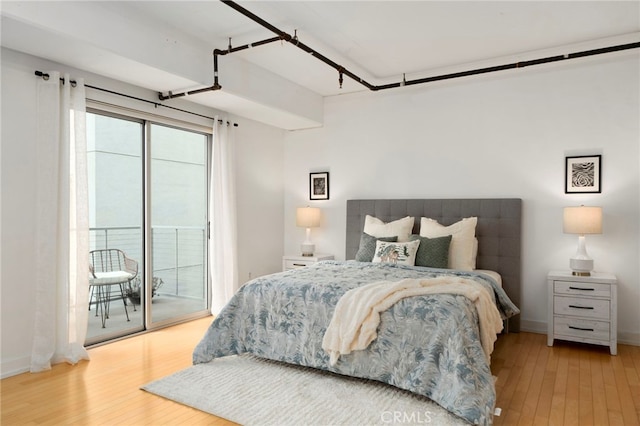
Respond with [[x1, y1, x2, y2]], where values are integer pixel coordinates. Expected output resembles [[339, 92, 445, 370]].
[[309, 172, 329, 200], [565, 155, 601, 194]]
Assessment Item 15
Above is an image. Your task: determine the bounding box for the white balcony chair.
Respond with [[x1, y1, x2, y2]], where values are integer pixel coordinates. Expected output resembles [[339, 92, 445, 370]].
[[89, 249, 138, 328]]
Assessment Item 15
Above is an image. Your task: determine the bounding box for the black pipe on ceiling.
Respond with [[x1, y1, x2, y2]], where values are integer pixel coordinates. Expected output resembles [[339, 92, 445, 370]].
[[222, 0, 377, 91], [158, 0, 639, 100], [159, 35, 283, 100]]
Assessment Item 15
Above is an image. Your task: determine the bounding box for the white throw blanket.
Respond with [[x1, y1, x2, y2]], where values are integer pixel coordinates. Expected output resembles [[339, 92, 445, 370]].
[[322, 276, 503, 366]]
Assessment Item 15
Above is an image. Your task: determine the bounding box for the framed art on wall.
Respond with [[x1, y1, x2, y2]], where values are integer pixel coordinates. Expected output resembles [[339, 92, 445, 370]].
[[565, 155, 601, 194], [310, 172, 329, 200]]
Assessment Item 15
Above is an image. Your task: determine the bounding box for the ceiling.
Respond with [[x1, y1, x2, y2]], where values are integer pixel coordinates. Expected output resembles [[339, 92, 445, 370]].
[[103, 0, 640, 95], [2, 1, 639, 128]]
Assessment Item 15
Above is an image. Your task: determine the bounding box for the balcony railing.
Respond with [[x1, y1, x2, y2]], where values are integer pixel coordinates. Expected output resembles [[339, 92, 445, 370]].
[[89, 225, 206, 299]]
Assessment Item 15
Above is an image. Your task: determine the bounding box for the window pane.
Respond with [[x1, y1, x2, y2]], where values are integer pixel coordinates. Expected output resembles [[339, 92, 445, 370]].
[[150, 124, 208, 322], [86, 112, 144, 342]]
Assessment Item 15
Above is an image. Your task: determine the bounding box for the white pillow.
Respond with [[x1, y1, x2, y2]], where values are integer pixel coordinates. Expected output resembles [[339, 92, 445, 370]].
[[364, 215, 414, 242], [473, 237, 478, 267], [419, 217, 478, 271], [372, 240, 420, 266]]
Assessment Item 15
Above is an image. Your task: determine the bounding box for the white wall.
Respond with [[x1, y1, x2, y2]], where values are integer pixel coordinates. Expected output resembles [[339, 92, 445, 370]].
[[2, 45, 637, 380], [235, 118, 286, 284], [283, 53, 640, 345], [0, 48, 285, 377]]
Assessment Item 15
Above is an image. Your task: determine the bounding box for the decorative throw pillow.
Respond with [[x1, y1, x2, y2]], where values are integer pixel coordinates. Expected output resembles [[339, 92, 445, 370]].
[[363, 215, 414, 242], [419, 217, 478, 271], [372, 240, 420, 266], [354, 233, 398, 262], [409, 234, 452, 269]]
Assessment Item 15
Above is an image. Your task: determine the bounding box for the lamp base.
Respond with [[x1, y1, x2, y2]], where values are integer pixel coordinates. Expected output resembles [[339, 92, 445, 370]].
[[301, 243, 315, 257], [570, 257, 593, 277]]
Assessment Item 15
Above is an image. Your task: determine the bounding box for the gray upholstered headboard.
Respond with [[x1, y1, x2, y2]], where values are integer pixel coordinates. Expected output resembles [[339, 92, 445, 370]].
[[346, 199, 521, 332]]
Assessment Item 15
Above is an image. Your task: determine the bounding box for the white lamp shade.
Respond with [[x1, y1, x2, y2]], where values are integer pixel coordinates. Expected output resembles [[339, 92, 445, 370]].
[[296, 207, 321, 228], [563, 206, 602, 235]]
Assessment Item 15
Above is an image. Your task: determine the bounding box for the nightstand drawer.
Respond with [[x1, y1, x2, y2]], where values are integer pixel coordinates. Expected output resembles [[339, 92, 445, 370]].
[[284, 259, 314, 269], [554, 281, 611, 298], [554, 317, 610, 341], [282, 254, 334, 271], [554, 296, 610, 320]]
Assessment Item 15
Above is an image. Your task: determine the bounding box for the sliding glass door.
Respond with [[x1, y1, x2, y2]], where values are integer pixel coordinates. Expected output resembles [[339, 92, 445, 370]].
[[86, 111, 209, 344], [149, 124, 208, 324], [86, 112, 144, 342]]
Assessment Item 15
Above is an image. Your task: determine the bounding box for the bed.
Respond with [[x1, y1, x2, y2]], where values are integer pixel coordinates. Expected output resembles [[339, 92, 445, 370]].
[[193, 198, 522, 425]]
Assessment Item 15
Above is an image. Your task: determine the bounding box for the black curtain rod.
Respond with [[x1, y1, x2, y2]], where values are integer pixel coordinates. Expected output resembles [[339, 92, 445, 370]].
[[34, 70, 238, 127]]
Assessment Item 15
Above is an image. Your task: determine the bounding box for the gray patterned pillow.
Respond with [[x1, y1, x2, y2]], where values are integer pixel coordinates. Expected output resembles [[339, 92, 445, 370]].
[[409, 234, 452, 269], [354, 233, 398, 262]]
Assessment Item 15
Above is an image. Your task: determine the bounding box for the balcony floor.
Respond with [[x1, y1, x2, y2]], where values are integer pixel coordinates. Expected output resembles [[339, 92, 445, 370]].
[[86, 292, 207, 342]]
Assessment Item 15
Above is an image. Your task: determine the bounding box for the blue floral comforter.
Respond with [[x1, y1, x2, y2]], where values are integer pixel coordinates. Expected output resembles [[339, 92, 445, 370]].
[[193, 260, 520, 425]]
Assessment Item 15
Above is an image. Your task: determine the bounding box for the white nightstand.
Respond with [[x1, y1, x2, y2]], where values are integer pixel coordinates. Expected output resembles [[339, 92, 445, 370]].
[[547, 270, 617, 355], [282, 253, 334, 271]]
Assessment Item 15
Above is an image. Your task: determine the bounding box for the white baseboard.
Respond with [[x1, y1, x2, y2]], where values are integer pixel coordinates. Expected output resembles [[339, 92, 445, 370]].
[[618, 331, 640, 347], [520, 319, 547, 335], [1, 356, 31, 379]]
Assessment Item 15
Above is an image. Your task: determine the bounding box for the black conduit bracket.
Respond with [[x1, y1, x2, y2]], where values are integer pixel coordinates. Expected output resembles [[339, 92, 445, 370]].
[[159, 0, 640, 100]]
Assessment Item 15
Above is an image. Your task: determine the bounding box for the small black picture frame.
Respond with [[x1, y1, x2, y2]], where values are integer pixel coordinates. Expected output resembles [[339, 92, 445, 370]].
[[565, 155, 601, 194], [310, 172, 329, 200]]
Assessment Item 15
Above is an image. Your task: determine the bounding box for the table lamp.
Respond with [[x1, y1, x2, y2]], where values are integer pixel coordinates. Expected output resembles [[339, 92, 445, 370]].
[[563, 205, 602, 276], [296, 207, 321, 256]]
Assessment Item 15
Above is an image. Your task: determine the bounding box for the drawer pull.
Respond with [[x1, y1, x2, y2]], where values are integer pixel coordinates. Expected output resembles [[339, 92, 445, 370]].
[[292, 263, 306, 267], [569, 325, 595, 332], [569, 286, 594, 291], [569, 305, 594, 310]]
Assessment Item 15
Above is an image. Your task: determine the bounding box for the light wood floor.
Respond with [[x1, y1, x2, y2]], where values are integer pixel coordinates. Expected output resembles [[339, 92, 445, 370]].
[[1, 317, 233, 426], [492, 331, 640, 425], [2, 318, 639, 425]]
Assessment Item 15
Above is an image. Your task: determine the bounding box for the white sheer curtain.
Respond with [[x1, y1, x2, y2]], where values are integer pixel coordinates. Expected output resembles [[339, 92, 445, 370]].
[[31, 72, 90, 372], [209, 117, 239, 315]]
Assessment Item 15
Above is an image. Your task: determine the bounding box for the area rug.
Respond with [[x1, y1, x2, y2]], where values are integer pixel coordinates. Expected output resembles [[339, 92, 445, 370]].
[[142, 354, 467, 425]]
